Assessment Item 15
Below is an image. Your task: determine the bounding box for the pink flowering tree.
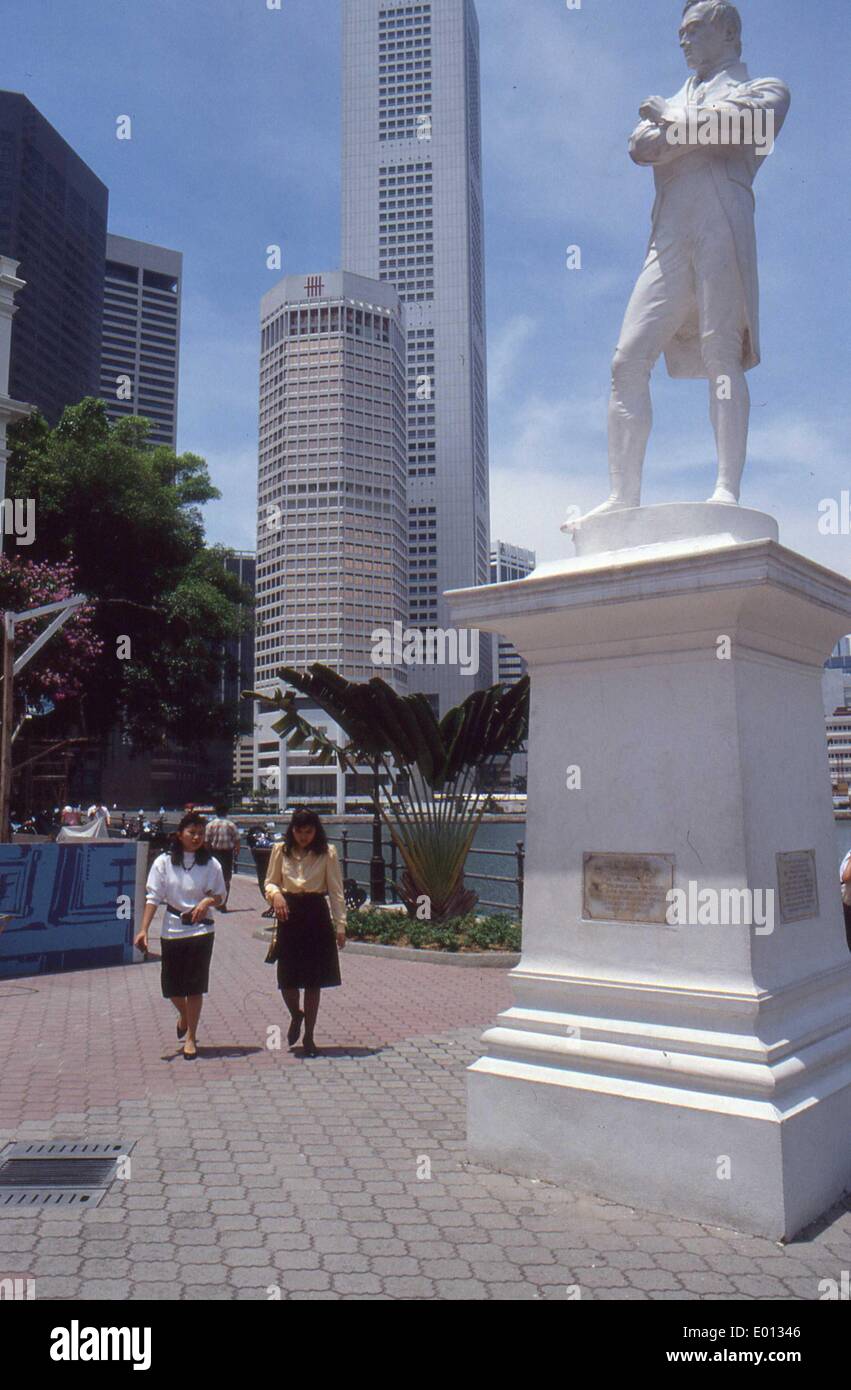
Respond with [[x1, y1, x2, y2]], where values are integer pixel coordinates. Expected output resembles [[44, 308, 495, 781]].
[[0, 556, 103, 717]]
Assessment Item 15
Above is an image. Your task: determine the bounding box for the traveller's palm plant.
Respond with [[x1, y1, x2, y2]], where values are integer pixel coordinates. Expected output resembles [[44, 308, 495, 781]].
[[245, 664, 529, 921]]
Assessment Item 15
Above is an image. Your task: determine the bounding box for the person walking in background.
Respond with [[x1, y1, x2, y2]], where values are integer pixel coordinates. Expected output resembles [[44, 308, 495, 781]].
[[206, 804, 241, 909], [840, 849, 851, 952], [135, 812, 226, 1059], [264, 807, 346, 1057]]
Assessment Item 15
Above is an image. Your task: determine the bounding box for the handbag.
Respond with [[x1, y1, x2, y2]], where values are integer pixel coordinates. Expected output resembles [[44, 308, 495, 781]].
[[264, 926, 281, 964]]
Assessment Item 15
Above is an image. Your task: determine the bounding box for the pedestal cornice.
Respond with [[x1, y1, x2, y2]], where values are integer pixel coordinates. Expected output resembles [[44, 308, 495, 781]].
[[447, 539, 851, 670]]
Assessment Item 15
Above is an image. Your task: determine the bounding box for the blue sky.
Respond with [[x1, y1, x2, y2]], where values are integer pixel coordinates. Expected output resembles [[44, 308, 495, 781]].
[[5, 0, 851, 569]]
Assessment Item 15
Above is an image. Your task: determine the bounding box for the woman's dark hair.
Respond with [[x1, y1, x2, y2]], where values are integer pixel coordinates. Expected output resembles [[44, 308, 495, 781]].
[[169, 812, 213, 865], [284, 807, 328, 856]]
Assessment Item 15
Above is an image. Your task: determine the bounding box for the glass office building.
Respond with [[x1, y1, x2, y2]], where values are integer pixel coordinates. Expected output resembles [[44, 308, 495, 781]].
[[99, 233, 182, 448], [0, 92, 108, 424]]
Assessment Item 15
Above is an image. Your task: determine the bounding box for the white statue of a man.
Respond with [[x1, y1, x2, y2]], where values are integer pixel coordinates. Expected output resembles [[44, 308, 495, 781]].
[[581, 0, 790, 522]]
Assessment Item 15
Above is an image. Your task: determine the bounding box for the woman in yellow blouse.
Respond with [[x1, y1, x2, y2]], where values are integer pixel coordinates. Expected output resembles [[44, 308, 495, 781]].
[[265, 807, 347, 1057]]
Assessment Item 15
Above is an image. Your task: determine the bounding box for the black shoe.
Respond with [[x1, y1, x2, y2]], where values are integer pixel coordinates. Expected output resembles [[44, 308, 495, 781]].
[[287, 1010, 304, 1047], [182, 1042, 197, 1060], [177, 1020, 187, 1040], [302, 1038, 319, 1058]]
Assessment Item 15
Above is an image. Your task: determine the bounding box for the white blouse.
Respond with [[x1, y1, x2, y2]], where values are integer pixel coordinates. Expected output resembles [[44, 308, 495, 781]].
[[146, 852, 226, 940]]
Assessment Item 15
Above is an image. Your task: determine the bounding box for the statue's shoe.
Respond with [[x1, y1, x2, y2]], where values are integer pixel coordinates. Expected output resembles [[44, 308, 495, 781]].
[[564, 495, 640, 531], [706, 488, 740, 505]]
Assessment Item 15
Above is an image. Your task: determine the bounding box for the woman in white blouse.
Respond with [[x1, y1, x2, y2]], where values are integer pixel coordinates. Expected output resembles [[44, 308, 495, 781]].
[[135, 812, 226, 1059], [265, 807, 346, 1057]]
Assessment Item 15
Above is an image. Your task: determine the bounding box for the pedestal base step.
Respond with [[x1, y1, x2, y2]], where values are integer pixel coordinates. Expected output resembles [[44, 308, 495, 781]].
[[468, 1061, 851, 1240]]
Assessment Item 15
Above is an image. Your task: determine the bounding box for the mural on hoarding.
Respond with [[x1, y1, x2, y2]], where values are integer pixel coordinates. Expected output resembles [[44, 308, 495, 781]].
[[0, 843, 139, 978]]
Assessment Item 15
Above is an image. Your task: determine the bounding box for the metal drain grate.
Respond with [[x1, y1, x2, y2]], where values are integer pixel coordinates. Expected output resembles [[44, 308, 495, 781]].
[[0, 1188, 102, 1209], [2, 1141, 126, 1159], [0, 1158, 118, 1186], [0, 1140, 130, 1210]]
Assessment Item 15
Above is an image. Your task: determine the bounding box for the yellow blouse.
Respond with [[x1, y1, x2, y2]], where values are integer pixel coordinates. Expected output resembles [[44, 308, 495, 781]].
[[264, 843, 347, 931]]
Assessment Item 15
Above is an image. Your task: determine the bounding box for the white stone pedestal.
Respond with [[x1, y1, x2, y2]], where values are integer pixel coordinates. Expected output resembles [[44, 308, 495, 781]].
[[447, 506, 851, 1240]]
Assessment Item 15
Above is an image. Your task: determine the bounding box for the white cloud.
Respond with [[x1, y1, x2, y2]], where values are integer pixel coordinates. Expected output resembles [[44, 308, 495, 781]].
[[488, 315, 537, 399]]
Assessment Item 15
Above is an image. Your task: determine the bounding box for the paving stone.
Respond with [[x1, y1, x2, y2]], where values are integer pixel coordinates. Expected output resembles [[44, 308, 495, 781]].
[[679, 1268, 740, 1294], [183, 1284, 235, 1299], [572, 1267, 630, 1290], [173, 1245, 221, 1264], [29, 1256, 81, 1277], [624, 1268, 684, 1292], [273, 1269, 332, 1292], [17, 1276, 78, 1298], [168, 1212, 216, 1230], [487, 1282, 544, 1300], [228, 1267, 281, 1289], [311, 1236, 359, 1255], [330, 1272, 384, 1294], [320, 1253, 371, 1274], [131, 1262, 182, 1282], [77, 1279, 130, 1299], [177, 1263, 229, 1284], [590, 1287, 650, 1301], [228, 1245, 304, 1268], [433, 1278, 490, 1299], [732, 1274, 799, 1298], [420, 1258, 473, 1279], [80, 1258, 131, 1280], [35, 1238, 89, 1257], [0, 1235, 37, 1253]]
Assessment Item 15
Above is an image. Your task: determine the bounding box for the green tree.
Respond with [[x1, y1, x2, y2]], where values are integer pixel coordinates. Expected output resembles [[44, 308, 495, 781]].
[[7, 399, 249, 749]]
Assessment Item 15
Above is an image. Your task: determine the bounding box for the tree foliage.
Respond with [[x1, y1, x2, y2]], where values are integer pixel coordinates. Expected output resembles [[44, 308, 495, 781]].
[[7, 399, 249, 747]]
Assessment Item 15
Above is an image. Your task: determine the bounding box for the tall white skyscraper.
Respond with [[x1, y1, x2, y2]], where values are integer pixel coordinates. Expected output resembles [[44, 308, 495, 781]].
[[254, 271, 408, 693], [99, 234, 182, 448], [342, 0, 491, 713]]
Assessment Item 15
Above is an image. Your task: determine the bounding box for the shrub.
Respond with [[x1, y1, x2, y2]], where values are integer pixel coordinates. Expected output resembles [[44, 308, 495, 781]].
[[345, 907, 521, 953]]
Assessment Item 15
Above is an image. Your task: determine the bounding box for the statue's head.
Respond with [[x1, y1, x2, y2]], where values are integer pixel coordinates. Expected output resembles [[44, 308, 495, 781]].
[[680, 1, 743, 72]]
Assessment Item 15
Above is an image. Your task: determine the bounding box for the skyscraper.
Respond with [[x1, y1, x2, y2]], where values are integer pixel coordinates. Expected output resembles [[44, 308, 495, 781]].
[[254, 270, 408, 693], [221, 550, 256, 735], [342, 0, 491, 713], [0, 92, 108, 424], [99, 233, 182, 448], [490, 541, 535, 684]]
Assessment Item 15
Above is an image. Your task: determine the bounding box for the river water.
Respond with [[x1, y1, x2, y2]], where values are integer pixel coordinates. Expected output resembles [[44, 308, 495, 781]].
[[235, 814, 527, 915]]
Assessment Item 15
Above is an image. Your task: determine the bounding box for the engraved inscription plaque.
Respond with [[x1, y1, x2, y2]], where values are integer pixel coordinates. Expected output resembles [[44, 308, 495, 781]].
[[776, 850, 819, 924], [583, 852, 675, 925]]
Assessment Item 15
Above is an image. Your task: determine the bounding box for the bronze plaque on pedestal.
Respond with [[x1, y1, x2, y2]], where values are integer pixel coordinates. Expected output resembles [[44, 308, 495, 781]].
[[582, 852, 675, 924], [776, 850, 819, 924]]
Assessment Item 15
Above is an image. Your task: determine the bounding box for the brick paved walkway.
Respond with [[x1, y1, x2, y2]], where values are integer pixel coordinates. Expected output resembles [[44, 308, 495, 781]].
[[1, 874, 849, 1300]]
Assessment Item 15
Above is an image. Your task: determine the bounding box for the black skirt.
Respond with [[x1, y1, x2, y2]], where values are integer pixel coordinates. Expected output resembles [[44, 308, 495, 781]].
[[276, 893, 341, 990], [161, 932, 215, 997]]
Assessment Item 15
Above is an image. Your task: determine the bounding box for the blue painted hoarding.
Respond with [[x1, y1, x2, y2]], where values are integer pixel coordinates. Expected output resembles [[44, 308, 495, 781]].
[[0, 843, 139, 978]]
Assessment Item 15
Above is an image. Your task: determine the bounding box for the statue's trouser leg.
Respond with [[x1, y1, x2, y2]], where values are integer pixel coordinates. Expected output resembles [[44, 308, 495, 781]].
[[706, 357, 749, 500], [608, 353, 656, 507], [695, 224, 750, 502], [609, 239, 695, 507]]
